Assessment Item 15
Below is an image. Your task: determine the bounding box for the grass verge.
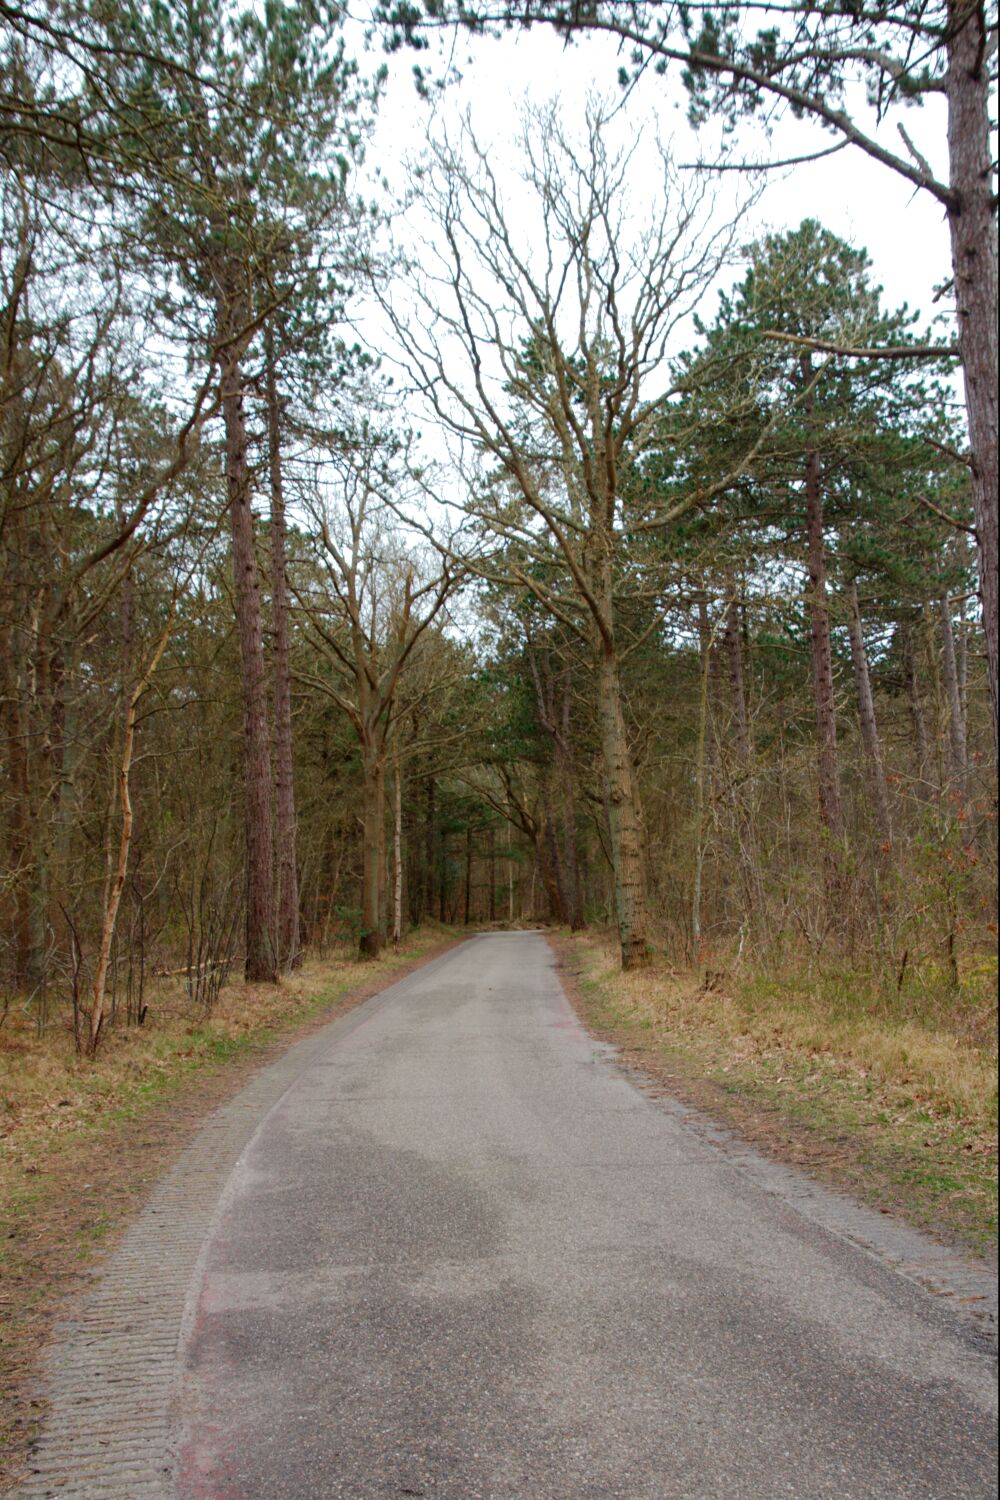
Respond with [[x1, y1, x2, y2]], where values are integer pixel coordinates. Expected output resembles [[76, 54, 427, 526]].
[[0, 926, 461, 1488], [552, 929, 997, 1261]]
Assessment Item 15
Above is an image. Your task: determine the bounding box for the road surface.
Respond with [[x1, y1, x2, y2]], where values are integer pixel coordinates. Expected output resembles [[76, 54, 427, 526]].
[[19, 933, 998, 1499]]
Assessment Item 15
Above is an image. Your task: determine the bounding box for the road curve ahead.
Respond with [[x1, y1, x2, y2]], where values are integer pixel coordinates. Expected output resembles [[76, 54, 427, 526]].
[[174, 932, 995, 1500]]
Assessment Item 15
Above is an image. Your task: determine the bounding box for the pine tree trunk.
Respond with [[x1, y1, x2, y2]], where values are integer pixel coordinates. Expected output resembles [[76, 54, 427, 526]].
[[802, 363, 844, 843], [597, 644, 648, 968], [264, 333, 300, 971], [220, 303, 276, 984], [947, 0, 999, 760], [846, 583, 892, 845]]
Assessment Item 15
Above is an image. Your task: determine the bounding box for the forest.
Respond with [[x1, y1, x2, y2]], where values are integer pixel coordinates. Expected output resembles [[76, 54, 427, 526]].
[[0, 0, 996, 1063]]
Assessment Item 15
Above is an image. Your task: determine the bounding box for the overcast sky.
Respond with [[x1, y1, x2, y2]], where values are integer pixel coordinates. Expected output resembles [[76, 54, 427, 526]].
[[361, 23, 955, 334]]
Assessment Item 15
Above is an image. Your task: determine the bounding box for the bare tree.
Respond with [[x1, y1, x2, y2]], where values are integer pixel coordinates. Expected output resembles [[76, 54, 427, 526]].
[[380, 101, 797, 966], [293, 438, 460, 956], [394, 0, 997, 756]]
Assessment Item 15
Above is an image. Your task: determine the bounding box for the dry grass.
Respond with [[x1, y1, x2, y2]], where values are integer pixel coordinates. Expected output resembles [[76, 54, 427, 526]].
[[557, 930, 997, 1256], [0, 931, 453, 1178]]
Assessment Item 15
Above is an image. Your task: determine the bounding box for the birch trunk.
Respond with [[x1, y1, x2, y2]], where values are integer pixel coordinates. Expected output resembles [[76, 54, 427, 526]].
[[846, 582, 892, 845], [939, 594, 969, 795], [88, 612, 173, 1054]]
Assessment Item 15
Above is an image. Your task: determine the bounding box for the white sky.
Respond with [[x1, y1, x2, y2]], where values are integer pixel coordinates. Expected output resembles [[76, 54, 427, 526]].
[[344, 21, 962, 497], [363, 24, 956, 335]]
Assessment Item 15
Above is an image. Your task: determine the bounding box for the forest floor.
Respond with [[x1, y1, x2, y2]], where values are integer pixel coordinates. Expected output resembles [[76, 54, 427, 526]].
[[0, 926, 462, 1490], [552, 930, 998, 1264]]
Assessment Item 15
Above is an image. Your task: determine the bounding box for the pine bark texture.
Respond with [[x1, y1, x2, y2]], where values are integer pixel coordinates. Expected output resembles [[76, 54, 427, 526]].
[[265, 337, 300, 971], [946, 0, 998, 758], [219, 293, 277, 984]]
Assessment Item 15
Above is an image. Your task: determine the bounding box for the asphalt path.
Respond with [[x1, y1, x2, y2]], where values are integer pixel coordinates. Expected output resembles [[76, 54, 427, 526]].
[[173, 932, 996, 1500]]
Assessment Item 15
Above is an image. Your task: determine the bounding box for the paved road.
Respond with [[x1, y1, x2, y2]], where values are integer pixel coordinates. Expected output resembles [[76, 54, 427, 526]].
[[169, 933, 996, 1500]]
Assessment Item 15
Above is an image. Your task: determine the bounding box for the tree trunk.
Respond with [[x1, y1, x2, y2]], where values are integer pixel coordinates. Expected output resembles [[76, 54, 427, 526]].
[[7, 681, 34, 987], [692, 605, 713, 963], [557, 683, 585, 930], [534, 827, 562, 923], [560, 775, 584, 930], [724, 583, 751, 764], [376, 756, 388, 949], [802, 359, 844, 842], [438, 827, 447, 922], [359, 749, 384, 957], [939, 593, 969, 795], [264, 331, 300, 971], [846, 583, 892, 846], [220, 300, 276, 984], [392, 754, 403, 947], [424, 777, 436, 924], [463, 823, 472, 925], [902, 614, 931, 786], [542, 777, 569, 923], [596, 644, 648, 968], [487, 823, 497, 923], [88, 612, 173, 1054], [947, 0, 998, 760]]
